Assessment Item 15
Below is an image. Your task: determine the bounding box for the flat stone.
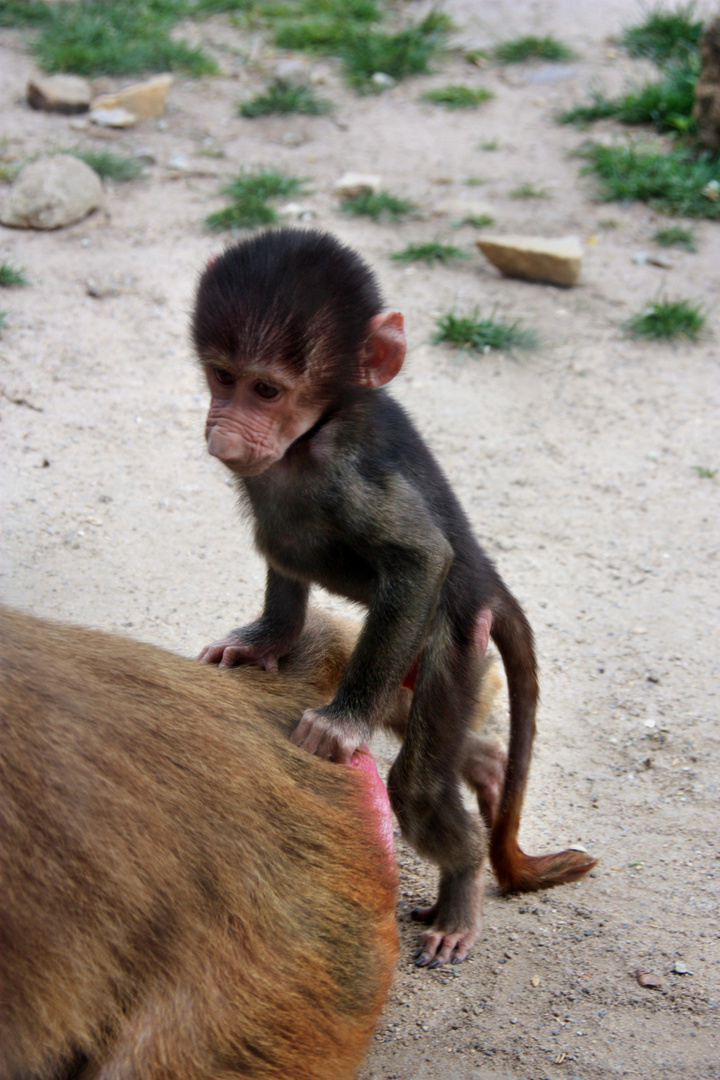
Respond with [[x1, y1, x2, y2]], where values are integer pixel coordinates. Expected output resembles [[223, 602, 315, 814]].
[[333, 172, 382, 198], [91, 73, 172, 122], [477, 234, 583, 286], [90, 107, 137, 128], [0, 155, 103, 230], [27, 75, 91, 114]]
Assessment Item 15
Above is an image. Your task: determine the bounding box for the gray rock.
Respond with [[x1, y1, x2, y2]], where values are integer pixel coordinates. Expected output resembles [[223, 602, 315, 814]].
[[0, 155, 103, 230], [27, 75, 91, 114]]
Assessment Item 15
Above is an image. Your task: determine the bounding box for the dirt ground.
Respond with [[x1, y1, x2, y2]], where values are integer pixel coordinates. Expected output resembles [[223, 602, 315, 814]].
[[1, 1, 719, 1077]]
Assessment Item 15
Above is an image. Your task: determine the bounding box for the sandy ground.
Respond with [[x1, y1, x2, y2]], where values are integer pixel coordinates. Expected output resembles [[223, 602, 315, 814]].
[[1, 1, 719, 1077]]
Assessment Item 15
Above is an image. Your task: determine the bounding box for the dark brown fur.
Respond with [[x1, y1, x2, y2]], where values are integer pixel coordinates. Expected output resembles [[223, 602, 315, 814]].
[[0, 606, 397, 1080]]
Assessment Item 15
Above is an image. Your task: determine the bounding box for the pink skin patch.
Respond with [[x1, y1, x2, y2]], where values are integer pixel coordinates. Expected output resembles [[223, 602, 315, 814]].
[[349, 745, 395, 866]]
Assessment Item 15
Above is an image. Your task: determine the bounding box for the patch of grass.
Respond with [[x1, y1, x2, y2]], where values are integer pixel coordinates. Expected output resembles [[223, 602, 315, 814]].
[[510, 182, 549, 198], [452, 213, 495, 228], [0, 0, 53, 26], [559, 91, 620, 126], [433, 310, 537, 352], [271, 0, 380, 53], [654, 224, 696, 250], [234, 2, 448, 88], [626, 297, 705, 340], [391, 242, 468, 264], [340, 189, 416, 221], [692, 464, 717, 478], [35, 0, 218, 76], [239, 79, 332, 117], [0, 310, 7, 332], [340, 10, 452, 87], [73, 149, 144, 182], [494, 34, 574, 63], [581, 142, 720, 218], [206, 168, 307, 230], [560, 57, 699, 134], [621, 3, 703, 64], [479, 138, 498, 150], [422, 84, 493, 108], [0, 261, 28, 287]]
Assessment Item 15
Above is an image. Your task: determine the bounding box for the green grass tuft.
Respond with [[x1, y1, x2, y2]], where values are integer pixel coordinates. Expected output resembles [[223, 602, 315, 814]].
[[510, 182, 549, 198], [0, 310, 7, 332], [581, 142, 720, 218], [340, 189, 416, 221], [621, 3, 703, 64], [433, 310, 537, 352], [422, 84, 493, 108], [391, 242, 468, 264], [452, 213, 495, 228], [35, 1, 218, 77], [494, 34, 574, 63], [73, 149, 144, 182], [560, 58, 698, 134], [0, 0, 53, 26], [239, 79, 332, 117], [654, 224, 696, 250], [340, 11, 451, 87], [206, 168, 307, 230], [0, 261, 29, 287], [626, 297, 705, 340], [479, 138, 498, 150], [692, 464, 717, 478]]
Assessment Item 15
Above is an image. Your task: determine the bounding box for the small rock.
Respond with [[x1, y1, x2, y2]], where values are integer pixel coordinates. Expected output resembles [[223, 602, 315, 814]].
[[673, 961, 693, 975], [646, 254, 673, 269], [277, 202, 315, 221], [91, 73, 172, 122], [0, 155, 103, 230], [477, 234, 583, 286], [371, 72, 396, 89], [69, 118, 90, 131], [633, 251, 648, 265], [90, 107, 137, 129], [167, 154, 190, 171], [27, 74, 92, 114], [334, 172, 382, 198], [86, 276, 120, 299], [636, 968, 664, 990]]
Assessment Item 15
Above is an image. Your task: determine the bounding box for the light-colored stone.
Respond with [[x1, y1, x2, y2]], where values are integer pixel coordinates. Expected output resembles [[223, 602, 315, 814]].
[[277, 203, 316, 222], [333, 172, 382, 198], [0, 155, 103, 230], [371, 72, 396, 89], [477, 234, 583, 286], [27, 74, 91, 114], [90, 107, 137, 128], [91, 73, 173, 122]]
